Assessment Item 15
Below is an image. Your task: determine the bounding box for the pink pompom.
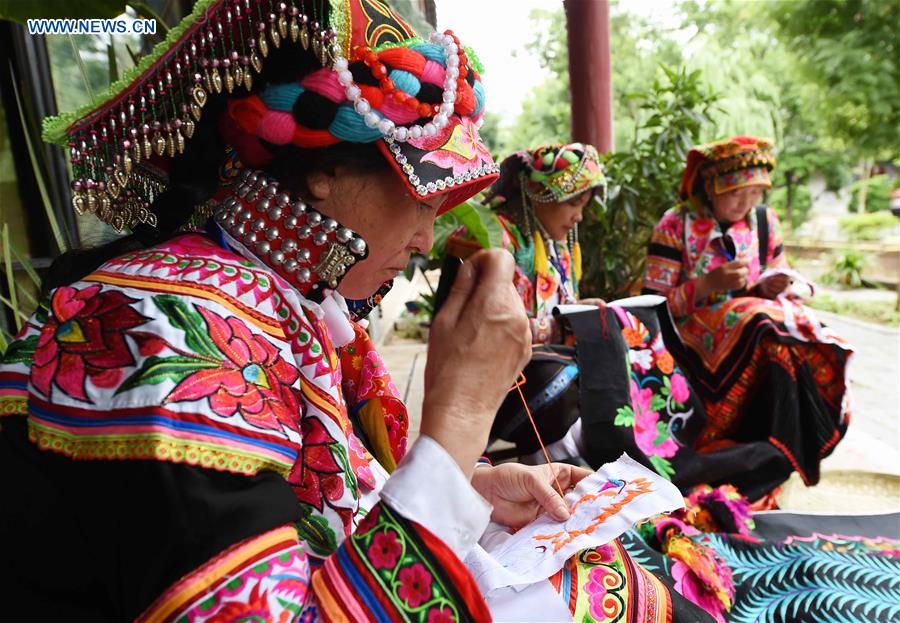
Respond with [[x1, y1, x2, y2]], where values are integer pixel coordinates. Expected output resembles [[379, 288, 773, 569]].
[[377, 98, 420, 125], [301, 68, 346, 103], [420, 60, 445, 87], [257, 111, 296, 145]]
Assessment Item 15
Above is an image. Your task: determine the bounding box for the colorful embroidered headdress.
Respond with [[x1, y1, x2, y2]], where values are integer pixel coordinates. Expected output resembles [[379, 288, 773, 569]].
[[680, 136, 776, 211], [521, 143, 606, 203], [42, 0, 498, 235]]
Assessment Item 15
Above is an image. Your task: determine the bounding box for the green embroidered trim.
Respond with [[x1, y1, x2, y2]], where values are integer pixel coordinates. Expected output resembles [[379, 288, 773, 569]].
[[42, 0, 221, 146], [352, 505, 463, 620]]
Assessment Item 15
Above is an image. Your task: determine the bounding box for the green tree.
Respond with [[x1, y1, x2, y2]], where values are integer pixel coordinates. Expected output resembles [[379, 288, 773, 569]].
[[503, 5, 683, 154], [768, 0, 900, 212], [581, 67, 719, 298]]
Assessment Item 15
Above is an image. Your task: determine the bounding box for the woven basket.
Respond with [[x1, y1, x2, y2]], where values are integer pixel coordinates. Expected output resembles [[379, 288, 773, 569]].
[[776, 469, 900, 514]]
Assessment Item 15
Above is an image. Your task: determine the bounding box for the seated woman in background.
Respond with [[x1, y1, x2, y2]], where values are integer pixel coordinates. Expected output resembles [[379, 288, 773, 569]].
[[642, 136, 853, 499], [444, 143, 607, 344], [438, 144, 607, 463]]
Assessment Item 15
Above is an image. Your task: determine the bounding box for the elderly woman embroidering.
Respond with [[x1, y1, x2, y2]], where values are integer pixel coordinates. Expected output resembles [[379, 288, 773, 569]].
[[0, 2, 717, 622]]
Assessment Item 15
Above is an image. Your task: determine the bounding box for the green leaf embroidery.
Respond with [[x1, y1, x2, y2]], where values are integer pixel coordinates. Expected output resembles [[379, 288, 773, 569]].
[[614, 405, 635, 427], [115, 356, 220, 394], [649, 455, 675, 480], [650, 394, 667, 412], [296, 509, 338, 557], [153, 295, 221, 359], [654, 420, 670, 446], [331, 442, 359, 500], [2, 334, 38, 365]]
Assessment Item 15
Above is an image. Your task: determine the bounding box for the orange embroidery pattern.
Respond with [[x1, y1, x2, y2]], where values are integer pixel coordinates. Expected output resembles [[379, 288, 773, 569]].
[[534, 477, 654, 553]]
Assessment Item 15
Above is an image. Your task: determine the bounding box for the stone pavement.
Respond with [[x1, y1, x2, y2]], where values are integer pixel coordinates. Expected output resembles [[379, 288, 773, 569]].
[[379, 310, 900, 477]]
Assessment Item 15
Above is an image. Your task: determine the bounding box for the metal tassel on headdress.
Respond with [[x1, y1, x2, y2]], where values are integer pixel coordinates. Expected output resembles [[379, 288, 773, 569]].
[[44, 0, 341, 234]]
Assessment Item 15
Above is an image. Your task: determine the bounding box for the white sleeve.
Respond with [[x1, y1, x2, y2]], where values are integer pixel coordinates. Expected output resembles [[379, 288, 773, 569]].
[[379, 435, 493, 560]]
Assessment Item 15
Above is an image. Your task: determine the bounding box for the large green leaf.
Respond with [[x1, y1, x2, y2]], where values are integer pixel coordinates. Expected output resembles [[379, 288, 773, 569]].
[[1, 335, 38, 365], [152, 295, 221, 360], [432, 200, 504, 260], [296, 509, 338, 557], [115, 355, 220, 394]]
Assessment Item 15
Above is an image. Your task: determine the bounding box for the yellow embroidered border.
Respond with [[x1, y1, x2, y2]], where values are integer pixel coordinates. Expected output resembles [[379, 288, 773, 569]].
[[28, 420, 292, 477], [0, 396, 27, 416]]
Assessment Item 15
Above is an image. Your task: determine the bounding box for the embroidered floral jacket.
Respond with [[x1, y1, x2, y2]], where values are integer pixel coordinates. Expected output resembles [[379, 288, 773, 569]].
[[0, 233, 490, 622], [642, 205, 788, 318]]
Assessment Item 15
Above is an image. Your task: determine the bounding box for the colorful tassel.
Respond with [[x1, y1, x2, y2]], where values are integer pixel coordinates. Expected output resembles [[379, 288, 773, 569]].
[[532, 231, 550, 279]]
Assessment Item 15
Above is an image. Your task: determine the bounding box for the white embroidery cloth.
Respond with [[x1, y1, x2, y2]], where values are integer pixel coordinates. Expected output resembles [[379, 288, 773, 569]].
[[466, 454, 683, 594]]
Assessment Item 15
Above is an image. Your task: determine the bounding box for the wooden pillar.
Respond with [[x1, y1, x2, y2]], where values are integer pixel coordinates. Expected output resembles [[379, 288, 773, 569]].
[[564, 0, 613, 153]]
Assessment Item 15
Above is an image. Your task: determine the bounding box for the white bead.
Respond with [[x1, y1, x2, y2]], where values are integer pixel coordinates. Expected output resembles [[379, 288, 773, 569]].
[[395, 126, 409, 141], [440, 102, 454, 115], [354, 99, 371, 115], [364, 112, 380, 128], [378, 118, 395, 135], [345, 85, 361, 100], [433, 113, 448, 128], [446, 55, 459, 68], [424, 122, 437, 136], [410, 125, 423, 139], [334, 57, 349, 71], [446, 66, 459, 80], [337, 70, 353, 86], [442, 91, 456, 103], [447, 43, 458, 55]]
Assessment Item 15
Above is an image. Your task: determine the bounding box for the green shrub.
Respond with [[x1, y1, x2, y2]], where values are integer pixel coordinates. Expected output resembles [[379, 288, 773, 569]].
[[824, 248, 870, 287], [839, 211, 897, 241]]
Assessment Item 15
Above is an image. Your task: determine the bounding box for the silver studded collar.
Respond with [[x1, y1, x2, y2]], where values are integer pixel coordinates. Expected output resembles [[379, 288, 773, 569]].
[[213, 168, 368, 302]]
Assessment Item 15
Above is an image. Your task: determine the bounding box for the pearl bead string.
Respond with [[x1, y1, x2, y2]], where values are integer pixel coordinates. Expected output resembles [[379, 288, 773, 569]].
[[333, 31, 463, 143]]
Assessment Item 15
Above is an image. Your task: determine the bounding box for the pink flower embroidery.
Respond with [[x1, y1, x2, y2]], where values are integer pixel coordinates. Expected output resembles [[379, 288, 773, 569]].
[[164, 307, 300, 433], [33, 285, 148, 401], [368, 530, 403, 570], [413, 117, 492, 177], [427, 606, 456, 623], [630, 380, 678, 459], [397, 563, 433, 608], [584, 565, 623, 620], [672, 561, 727, 623], [670, 373, 691, 404]]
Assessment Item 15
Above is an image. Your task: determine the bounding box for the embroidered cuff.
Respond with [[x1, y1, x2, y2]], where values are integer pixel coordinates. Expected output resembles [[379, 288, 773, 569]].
[[380, 435, 493, 560]]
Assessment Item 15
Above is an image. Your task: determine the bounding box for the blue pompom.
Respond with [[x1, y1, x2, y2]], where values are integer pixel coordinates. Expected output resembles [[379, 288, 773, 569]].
[[260, 83, 304, 112], [410, 43, 446, 66], [330, 105, 384, 142], [472, 81, 486, 116], [390, 69, 421, 97]]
